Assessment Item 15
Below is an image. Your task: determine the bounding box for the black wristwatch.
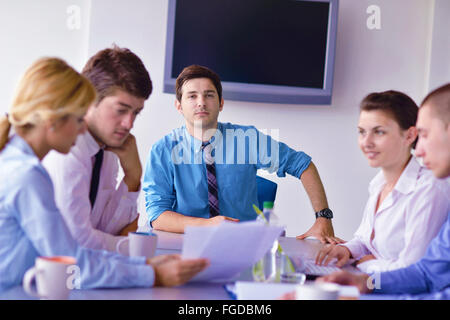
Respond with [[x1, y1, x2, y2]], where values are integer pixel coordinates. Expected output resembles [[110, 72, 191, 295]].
[[315, 208, 333, 219]]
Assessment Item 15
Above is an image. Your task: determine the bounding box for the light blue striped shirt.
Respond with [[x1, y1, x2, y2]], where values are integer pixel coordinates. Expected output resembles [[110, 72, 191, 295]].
[[0, 135, 154, 292], [143, 122, 312, 224]]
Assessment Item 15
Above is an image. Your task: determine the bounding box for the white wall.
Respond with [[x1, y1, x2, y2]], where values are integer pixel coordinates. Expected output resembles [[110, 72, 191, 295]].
[[1, 0, 446, 240], [0, 0, 91, 112], [428, 0, 450, 92]]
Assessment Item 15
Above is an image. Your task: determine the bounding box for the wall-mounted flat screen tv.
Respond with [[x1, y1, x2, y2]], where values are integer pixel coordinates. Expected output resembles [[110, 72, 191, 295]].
[[164, 0, 338, 105]]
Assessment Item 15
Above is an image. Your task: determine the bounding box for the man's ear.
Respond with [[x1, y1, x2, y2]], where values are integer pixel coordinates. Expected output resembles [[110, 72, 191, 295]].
[[84, 102, 97, 122], [407, 126, 418, 144], [175, 99, 183, 114], [219, 98, 224, 112]]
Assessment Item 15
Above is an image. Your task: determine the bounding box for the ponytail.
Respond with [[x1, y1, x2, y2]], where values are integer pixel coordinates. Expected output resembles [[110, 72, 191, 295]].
[[0, 114, 11, 151]]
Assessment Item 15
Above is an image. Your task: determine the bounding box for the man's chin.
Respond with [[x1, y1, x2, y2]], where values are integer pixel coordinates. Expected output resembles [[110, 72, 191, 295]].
[[106, 141, 125, 148], [102, 136, 127, 148]]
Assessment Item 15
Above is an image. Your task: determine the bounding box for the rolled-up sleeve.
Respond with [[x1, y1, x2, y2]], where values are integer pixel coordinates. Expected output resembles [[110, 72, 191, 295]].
[[276, 141, 312, 178], [256, 128, 311, 178]]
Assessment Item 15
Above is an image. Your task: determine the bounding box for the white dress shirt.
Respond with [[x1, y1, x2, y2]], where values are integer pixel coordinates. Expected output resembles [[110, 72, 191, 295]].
[[43, 131, 139, 252], [343, 157, 449, 273]]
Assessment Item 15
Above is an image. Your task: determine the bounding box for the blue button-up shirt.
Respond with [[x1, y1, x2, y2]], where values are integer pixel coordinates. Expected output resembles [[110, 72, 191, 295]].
[[0, 135, 154, 292], [143, 122, 312, 223], [369, 213, 450, 299]]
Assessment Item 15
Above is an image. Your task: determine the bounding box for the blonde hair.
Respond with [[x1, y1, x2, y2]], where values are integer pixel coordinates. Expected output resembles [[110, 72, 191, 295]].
[[0, 57, 96, 151]]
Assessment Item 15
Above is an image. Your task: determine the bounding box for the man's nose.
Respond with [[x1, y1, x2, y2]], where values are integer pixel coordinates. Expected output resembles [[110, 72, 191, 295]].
[[415, 140, 425, 158], [197, 95, 206, 107], [122, 113, 134, 129]]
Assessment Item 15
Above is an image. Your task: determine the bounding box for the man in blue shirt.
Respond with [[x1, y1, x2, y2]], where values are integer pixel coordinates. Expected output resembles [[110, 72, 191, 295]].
[[143, 65, 342, 243], [318, 83, 450, 299]]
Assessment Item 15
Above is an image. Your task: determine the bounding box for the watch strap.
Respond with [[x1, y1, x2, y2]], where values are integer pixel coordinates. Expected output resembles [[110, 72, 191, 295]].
[[315, 208, 333, 219]]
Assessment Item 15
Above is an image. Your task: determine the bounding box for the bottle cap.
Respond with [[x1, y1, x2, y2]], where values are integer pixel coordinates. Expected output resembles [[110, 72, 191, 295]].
[[263, 201, 274, 209]]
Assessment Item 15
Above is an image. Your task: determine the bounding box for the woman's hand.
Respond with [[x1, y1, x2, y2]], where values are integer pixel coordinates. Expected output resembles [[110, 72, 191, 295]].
[[315, 244, 352, 267]]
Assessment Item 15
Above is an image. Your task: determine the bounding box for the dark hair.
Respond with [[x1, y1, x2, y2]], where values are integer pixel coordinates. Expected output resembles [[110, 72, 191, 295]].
[[175, 65, 222, 102], [360, 90, 418, 148], [82, 45, 152, 102], [421, 83, 450, 125]]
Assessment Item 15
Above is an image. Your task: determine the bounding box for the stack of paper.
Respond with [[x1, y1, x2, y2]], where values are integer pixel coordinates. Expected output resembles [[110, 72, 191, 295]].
[[182, 221, 283, 282]]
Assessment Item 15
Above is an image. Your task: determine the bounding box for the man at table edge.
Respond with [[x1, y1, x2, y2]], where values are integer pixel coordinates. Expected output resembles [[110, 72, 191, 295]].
[[143, 64, 343, 244], [319, 83, 450, 299]]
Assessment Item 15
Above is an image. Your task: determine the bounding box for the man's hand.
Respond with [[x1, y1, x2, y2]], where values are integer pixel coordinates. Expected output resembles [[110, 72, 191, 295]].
[[152, 211, 239, 234], [105, 134, 142, 192], [317, 270, 372, 294], [202, 215, 239, 226], [296, 218, 345, 244], [147, 254, 209, 287], [118, 217, 139, 236]]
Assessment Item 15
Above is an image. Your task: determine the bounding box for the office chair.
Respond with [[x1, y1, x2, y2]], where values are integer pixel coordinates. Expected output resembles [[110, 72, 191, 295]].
[[256, 176, 278, 211]]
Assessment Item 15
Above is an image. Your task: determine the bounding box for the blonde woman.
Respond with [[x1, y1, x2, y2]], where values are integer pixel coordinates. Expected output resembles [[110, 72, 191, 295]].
[[0, 57, 208, 292]]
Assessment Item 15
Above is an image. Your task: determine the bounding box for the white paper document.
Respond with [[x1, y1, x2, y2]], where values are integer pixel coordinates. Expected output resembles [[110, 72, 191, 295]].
[[235, 281, 297, 300], [233, 281, 360, 300], [182, 221, 283, 282]]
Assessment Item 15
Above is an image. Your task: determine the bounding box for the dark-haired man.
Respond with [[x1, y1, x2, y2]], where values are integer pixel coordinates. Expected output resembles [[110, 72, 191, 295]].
[[143, 65, 342, 244], [44, 46, 150, 251]]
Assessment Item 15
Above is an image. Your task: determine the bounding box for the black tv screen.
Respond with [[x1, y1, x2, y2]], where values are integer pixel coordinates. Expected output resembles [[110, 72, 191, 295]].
[[164, 0, 338, 104]]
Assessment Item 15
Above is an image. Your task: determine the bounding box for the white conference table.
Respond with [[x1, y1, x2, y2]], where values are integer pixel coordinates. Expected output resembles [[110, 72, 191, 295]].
[[0, 230, 355, 300]]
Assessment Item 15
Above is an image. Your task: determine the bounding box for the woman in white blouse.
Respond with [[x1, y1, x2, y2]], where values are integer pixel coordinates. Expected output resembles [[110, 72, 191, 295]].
[[315, 90, 449, 274]]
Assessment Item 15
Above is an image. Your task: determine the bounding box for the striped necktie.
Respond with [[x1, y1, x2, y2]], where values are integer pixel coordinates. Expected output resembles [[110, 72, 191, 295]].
[[89, 149, 104, 207], [202, 142, 220, 217]]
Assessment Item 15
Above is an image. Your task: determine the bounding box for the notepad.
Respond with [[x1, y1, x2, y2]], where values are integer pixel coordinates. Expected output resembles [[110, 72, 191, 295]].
[[182, 221, 284, 282]]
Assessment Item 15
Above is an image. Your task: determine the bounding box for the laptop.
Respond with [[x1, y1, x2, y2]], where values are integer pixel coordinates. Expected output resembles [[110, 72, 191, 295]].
[[287, 254, 343, 280]]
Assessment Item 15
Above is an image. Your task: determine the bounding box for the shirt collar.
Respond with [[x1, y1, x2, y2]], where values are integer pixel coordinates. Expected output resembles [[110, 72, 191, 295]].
[[183, 122, 224, 154], [9, 134, 38, 158], [79, 130, 103, 158], [369, 156, 422, 195]]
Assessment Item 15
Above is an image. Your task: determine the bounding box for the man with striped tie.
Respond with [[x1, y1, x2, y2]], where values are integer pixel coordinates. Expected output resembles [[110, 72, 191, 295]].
[[143, 65, 342, 244]]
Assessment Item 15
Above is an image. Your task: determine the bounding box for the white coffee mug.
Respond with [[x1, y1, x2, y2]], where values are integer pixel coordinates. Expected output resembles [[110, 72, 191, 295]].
[[23, 256, 78, 300], [116, 232, 158, 258], [295, 283, 340, 300]]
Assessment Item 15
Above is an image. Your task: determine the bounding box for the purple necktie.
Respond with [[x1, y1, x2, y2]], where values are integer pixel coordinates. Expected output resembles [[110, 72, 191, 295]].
[[203, 142, 220, 217]]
